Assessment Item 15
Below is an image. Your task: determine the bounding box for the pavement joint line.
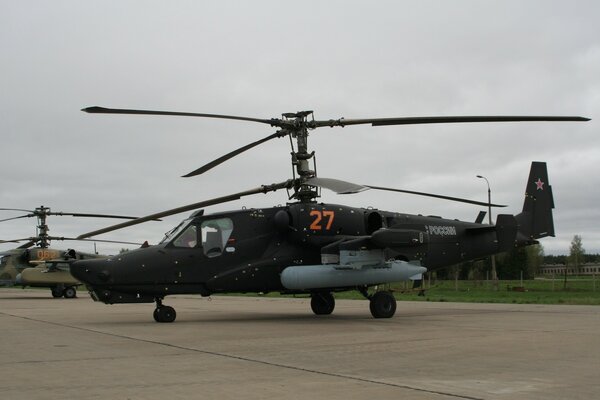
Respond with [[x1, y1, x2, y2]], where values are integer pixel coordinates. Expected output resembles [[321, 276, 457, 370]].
[[1, 310, 484, 400]]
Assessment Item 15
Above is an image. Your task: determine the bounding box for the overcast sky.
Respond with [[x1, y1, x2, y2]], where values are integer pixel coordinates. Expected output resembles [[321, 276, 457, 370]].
[[1, 0, 598, 256]]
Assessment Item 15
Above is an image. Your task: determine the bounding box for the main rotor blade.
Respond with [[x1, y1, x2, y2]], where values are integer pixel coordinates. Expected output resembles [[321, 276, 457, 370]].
[[0, 208, 33, 213], [0, 214, 33, 223], [0, 238, 31, 244], [17, 240, 36, 249], [46, 236, 144, 246], [1, 238, 41, 249], [0, 208, 154, 221], [77, 180, 294, 239], [1, 236, 142, 247], [313, 115, 590, 128], [365, 185, 506, 207], [82, 106, 277, 126], [183, 131, 286, 177], [48, 212, 156, 220], [304, 177, 369, 194], [305, 177, 505, 207]]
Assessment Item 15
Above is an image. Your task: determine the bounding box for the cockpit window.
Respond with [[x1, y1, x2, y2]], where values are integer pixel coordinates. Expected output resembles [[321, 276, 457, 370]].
[[160, 218, 193, 244], [201, 218, 233, 258], [172, 224, 199, 248]]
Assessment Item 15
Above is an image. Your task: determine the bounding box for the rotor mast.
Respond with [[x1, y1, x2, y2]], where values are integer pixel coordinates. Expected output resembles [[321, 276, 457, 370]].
[[35, 206, 51, 248], [283, 111, 319, 203]]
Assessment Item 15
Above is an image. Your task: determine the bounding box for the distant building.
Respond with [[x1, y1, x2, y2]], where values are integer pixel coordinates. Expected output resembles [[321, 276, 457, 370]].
[[539, 263, 600, 276]]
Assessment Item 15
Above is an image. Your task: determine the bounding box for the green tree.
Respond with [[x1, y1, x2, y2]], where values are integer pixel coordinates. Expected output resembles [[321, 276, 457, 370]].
[[526, 243, 544, 277], [496, 247, 529, 279], [568, 235, 585, 274]]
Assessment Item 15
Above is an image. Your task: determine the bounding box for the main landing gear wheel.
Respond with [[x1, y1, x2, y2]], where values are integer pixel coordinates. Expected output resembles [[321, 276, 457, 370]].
[[311, 292, 335, 315], [369, 291, 397, 319], [63, 286, 77, 299], [153, 306, 176, 323], [51, 286, 63, 298], [153, 298, 176, 323]]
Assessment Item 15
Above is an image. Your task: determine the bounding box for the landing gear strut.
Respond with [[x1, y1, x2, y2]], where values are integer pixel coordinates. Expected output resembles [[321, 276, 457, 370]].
[[153, 297, 176, 323], [359, 287, 397, 318], [310, 292, 335, 315]]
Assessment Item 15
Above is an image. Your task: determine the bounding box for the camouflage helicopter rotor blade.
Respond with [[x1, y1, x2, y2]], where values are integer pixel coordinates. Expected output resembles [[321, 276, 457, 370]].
[[47, 211, 158, 220], [1, 236, 143, 247], [0, 238, 32, 244], [1, 208, 153, 221], [17, 241, 36, 249], [1, 238, 39, 250], [46, 236, 145, 246], [1, 207, 160, 248]]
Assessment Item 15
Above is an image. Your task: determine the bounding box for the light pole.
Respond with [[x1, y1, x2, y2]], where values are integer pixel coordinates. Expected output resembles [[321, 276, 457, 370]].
[[477, 175, 498, 285]]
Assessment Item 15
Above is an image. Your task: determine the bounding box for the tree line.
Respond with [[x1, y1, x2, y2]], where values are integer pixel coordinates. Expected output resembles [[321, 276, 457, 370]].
[[436, 235, 597, 280]]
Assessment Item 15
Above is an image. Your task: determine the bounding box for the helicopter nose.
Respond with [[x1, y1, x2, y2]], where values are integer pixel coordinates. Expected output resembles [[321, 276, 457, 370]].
[[70, 259, 112, 285]]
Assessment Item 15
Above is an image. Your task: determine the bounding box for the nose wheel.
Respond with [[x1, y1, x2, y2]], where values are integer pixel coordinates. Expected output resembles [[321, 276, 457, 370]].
[[153, 298, 176, 323], [310, 292, 335, 315]]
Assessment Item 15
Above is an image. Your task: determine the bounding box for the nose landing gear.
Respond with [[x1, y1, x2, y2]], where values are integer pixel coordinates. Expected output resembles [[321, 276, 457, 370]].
[[153, 298, 176, 323], [310, 292, 335, 315]]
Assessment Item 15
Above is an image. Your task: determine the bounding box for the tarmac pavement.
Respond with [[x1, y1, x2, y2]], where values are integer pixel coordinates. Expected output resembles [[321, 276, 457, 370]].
[[1, 288, 599, 400]]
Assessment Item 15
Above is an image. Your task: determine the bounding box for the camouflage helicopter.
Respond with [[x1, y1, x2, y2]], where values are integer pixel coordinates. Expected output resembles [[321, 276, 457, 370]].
[[0, 206, 146, 298], [70, 107, 588, 321]]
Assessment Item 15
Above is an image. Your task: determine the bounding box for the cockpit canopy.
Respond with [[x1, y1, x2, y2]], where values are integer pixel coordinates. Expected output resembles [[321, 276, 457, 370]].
[[162, 217, 234, 258]]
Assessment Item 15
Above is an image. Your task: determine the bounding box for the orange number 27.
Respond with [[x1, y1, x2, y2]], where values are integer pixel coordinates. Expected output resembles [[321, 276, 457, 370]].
[[309, 210, 335, 230]]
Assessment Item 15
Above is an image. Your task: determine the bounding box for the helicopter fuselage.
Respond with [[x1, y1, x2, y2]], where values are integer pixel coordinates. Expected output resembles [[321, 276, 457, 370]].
[[70, 202, 504, 305], [0, 247, 105, 298]]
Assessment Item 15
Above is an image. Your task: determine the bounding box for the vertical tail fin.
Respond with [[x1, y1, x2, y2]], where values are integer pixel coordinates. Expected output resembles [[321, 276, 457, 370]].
[[516, 161, 555, 240]]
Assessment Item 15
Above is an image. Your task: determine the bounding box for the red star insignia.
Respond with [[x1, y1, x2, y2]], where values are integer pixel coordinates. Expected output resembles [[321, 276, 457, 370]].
[[535, 178, 544, 190]]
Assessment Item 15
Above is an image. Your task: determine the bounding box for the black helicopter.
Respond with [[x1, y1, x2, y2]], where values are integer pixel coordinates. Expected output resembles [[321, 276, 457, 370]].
[[70, 107, 589, 322]]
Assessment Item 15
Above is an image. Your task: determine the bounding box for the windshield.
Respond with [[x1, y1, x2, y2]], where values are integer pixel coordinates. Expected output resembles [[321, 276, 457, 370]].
[[160, 218, 194, 244], [173, 224, 199, 248], [168, 217, 234, 257]]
